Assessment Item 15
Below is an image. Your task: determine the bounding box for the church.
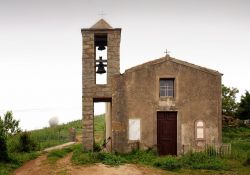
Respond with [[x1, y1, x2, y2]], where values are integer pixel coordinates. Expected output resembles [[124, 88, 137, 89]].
[[82, 19, 222, 155]]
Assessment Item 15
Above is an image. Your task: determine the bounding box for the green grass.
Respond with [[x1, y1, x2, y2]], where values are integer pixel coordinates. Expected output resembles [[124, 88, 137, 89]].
[[71, 125, 250, 174], [223, 126, 250, 162], [29, 119, 84, 150], [71, 147, 227, 171], [94, 114, 105, 144], [47, 144, 77, 163]]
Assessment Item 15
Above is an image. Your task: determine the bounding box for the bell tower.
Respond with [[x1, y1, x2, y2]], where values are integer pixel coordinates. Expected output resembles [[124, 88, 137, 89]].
[[81, 19, 121, 150]]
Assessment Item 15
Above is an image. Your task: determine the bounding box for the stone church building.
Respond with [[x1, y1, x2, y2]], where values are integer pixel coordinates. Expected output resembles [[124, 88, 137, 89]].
[[82, 19, 222, 155]]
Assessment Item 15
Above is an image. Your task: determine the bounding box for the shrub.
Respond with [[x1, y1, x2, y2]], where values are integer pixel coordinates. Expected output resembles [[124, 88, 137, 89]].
[[17, 132, 37, 152], [123, 149, 157, 164], [153, 156, 181, 171], [97, 152, 126, 166], [0, 120, 8, 162], [71, 145, 98, 165], [244, 154, 250, 166], [93, 142, 102, 152], [0, 133, 8, 162]]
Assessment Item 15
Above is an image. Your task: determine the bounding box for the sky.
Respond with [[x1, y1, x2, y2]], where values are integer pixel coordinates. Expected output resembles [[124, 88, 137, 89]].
[[0, 0, 250, 130]]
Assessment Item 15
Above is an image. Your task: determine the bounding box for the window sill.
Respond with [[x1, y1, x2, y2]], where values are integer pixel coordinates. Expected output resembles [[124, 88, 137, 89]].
[[160, 96, 175, 101], [128, 140, 140, 143]]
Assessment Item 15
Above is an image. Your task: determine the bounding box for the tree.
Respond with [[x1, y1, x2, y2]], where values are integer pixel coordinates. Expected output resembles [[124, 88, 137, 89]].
[[0, 119, 8, 162], [237, 91, 250, 120], [0, 111, 21, 136], [0, 111, 21, 161], [222, 84, 239, 117]]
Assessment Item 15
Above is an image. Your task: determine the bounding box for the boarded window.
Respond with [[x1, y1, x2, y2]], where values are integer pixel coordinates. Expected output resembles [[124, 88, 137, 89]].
[[160, 78, 174, 97], [129, 119, 140, 141], [196, 120, 205, 139]]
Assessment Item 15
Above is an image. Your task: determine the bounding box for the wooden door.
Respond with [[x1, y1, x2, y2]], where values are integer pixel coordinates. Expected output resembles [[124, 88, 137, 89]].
[[157, 111, 177, 155]]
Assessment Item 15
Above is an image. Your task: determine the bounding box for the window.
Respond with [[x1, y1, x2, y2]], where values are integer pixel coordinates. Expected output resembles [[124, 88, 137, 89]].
[[160, 78, 174, 97], [129, 119, 140, 141], [195, 120, 205, 139]]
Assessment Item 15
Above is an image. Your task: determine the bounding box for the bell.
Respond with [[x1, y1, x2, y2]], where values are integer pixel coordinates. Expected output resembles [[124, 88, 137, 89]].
[[96, 62, 106, 74], [98, 44, 106, 51]]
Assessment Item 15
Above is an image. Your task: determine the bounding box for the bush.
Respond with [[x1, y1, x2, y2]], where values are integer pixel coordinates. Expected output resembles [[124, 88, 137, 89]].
[[0, 133, 8, 162], [93, 142, 102, 152], [0, 120, 8, 162], [71, 145, 98, 165], [17, 132, 38, 152], [153, 156, 181, 171], [244, 154, 250, 166], [123, 149, 157, 164], [97, 152, 126, 166]]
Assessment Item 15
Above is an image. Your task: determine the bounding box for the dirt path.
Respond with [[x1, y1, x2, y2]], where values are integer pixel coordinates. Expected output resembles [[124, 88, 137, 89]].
[[13, 152, 169, 175]]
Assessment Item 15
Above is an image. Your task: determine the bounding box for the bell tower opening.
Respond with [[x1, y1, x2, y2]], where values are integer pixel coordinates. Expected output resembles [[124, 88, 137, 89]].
[[95, 34, 107, 84]]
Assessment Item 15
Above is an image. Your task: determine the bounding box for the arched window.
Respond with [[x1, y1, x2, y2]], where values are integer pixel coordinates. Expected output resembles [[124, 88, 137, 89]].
[[195, 120, 205, 140]]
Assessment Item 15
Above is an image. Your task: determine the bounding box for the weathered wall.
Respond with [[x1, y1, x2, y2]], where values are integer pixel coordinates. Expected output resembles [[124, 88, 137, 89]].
[[112, 57, 222, 154], [82, 29, 121, 150]]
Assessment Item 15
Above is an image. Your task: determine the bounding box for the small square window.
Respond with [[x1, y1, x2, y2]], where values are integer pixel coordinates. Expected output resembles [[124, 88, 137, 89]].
[[159, 78, 174, 97]]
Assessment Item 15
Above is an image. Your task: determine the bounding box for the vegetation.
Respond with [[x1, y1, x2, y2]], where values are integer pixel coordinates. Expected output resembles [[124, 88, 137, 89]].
[[94, 114, 105, 144], [0, 111, 21, 162], [222, 84, 239, 117], [0, 118, 8, 162], [1, 110, 249, 174], [223, 126, 250, 161], [71, 146, 227, 171], [0, 152, 39, 175], [27, 119, 83, 149], [47, 144, 77, 163], [237, 91, 250, 120]]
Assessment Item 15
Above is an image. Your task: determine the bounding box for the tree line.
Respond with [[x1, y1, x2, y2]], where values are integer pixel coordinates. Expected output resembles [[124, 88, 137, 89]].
[[222, 84, 250, 120]]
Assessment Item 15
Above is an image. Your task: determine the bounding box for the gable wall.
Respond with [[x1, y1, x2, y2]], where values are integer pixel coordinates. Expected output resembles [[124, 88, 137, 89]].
[[112, 60, 222, 154]]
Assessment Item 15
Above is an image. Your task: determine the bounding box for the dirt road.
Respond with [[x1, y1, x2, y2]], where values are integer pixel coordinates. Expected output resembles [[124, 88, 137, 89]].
[[14, 152, 169, 175]]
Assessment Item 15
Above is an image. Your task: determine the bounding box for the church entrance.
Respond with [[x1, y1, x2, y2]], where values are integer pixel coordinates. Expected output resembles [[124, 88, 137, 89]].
[[157, 111, 177, 155]]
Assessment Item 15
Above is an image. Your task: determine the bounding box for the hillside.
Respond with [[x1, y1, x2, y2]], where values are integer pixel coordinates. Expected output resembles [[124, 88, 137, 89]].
[[27, 114, 105, 149]]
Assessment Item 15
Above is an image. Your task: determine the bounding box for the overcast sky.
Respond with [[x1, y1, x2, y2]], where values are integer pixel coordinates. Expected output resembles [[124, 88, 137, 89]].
[[0, 0, 249, 130]]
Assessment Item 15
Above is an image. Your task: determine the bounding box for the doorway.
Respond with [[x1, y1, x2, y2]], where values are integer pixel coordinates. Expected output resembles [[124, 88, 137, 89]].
[[93, 98, 112, 151], [157, 111, 177, 155]]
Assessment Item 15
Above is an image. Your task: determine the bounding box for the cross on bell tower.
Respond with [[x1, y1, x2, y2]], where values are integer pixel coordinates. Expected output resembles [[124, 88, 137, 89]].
[[81, 19, 121, 150]]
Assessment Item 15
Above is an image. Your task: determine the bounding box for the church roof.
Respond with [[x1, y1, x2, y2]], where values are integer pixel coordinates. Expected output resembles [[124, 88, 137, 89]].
[[90, 19, 113, 29], [125, 56, 222, 76]]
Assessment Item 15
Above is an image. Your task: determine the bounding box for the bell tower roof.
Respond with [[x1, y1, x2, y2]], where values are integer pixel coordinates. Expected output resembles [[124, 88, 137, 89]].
[[90, 19, 113, 29]]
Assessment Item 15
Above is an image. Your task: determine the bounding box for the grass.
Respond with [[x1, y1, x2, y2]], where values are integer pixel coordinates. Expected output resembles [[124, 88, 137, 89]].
[[71, 146, 227, 171], [0, 115, 105, 175], [94, 114, 105, 144], [223, 126, 250, 162], [47, 144, 77, 163], [70, 125, 250, 174]]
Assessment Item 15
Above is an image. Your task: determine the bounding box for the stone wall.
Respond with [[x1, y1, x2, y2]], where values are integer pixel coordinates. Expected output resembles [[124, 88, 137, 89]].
[[82, 28, 121, 150]]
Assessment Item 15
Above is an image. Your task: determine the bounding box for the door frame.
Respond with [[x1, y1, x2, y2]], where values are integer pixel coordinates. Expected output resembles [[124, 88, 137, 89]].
[[156, 111, 179, 155]]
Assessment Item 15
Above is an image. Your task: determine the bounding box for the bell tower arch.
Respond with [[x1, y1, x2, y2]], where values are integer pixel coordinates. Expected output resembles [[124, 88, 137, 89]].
[[81, 19, 121, 150]]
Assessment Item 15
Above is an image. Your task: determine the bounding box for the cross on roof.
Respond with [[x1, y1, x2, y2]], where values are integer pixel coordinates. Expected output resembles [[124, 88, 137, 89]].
[[98, 11, 107, 18], [164, 49, 170, 56]]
